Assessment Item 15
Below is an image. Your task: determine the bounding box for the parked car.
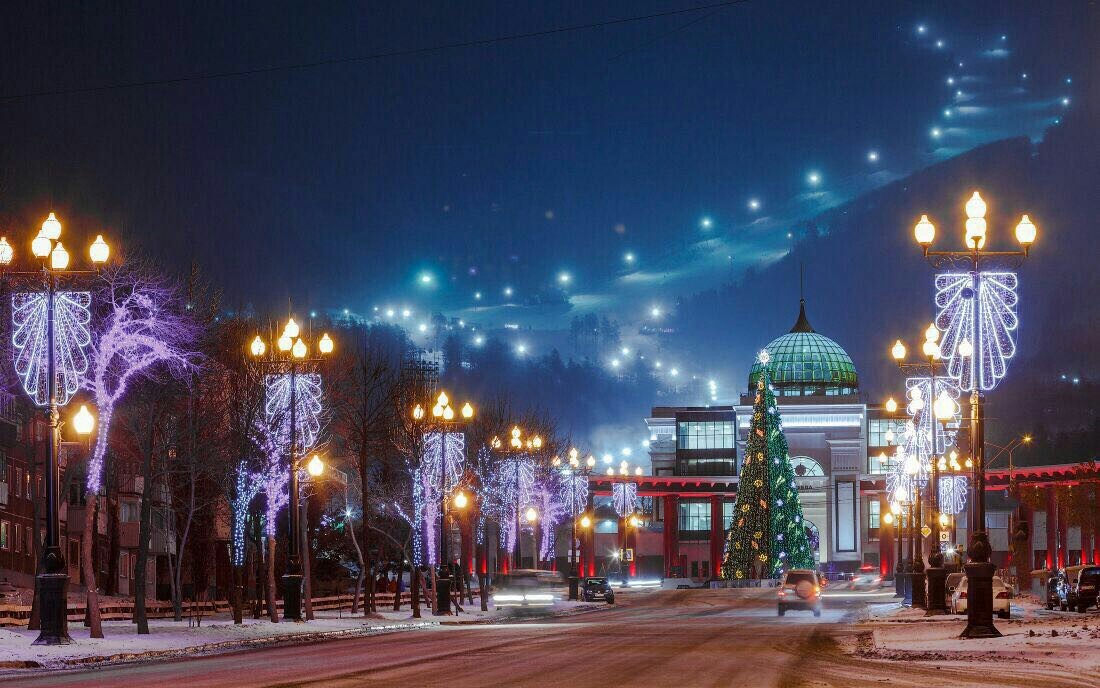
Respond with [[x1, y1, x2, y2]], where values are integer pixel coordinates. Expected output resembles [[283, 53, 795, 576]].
[[950, 575, 1011, 618], [1046, 572, 1066, 610], [777, 569, 823, 617], [582, 577, 616, 604], [1057, 565, 1100, 613], [946, 572, 966, 598]]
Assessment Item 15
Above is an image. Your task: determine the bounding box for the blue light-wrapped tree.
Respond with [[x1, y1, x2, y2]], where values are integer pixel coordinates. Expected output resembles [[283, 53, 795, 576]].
[[721, 353, 814, 580]]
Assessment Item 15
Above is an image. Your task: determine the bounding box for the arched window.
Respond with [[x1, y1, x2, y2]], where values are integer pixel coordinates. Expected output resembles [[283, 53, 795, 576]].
[[790, 456, 824, 477]]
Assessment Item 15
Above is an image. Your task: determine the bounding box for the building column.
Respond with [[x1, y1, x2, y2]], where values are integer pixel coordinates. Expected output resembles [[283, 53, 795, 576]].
[[1058, 499, 1069, 569], [1019, 502, 1033, 573], [1083, 523, 1093, 569], [663, 495, 679, 577], [1046, 487, 1057, 570], [709, 496, 723, 579], [880, 498, 894, 578]]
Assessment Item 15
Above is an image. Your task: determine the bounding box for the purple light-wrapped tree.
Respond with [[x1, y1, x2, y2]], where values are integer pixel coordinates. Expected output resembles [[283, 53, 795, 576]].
[[79, 269, 199, 639]]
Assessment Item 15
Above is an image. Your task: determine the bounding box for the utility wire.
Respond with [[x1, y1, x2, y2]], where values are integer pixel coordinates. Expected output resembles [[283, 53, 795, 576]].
[[0, 0, 749, 103]]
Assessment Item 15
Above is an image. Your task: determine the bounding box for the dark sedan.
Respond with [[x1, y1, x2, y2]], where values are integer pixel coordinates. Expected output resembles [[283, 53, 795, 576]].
[[583, 577, 616, 604]]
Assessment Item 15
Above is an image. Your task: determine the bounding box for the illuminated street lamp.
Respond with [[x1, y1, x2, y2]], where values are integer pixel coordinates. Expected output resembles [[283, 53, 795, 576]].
[[2, 213, 111, 645], [560, 446, 595, 600], [249, 318, 333, 621], [410, 389, 474, 616], [913, 190, 1036, 638]]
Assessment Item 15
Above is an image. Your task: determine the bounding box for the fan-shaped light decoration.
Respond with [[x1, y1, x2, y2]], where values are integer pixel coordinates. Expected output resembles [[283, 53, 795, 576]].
[[938, 475, 969, 515], [905, 376, 961, 456], [12, 291, 92, 406], [264, 373, 323, 451], [422, 431, 466, 493], [612, 481, 638, 517], [935, 272, 1018, 392], [559, 472, 588, 514]]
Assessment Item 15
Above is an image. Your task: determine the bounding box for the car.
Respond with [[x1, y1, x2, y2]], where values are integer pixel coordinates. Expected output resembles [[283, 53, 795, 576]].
[[848, 573, 884, 590], [950, 575, 1011, 618], [1058, 565, 1100, 613], [777, 569, 823, 617], [582, 577, 616, 604], [492, 570, 559, 610], [946, 572, 965, 598], [1046, 572, 1067, 610]]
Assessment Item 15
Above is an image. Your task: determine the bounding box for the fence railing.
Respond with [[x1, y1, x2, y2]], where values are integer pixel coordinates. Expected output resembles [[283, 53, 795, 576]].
[[0, 592, 413, 627]]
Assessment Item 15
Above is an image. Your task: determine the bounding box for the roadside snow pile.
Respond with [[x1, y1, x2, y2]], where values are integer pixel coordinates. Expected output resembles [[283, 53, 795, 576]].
[[857, 605, 1100, 676]]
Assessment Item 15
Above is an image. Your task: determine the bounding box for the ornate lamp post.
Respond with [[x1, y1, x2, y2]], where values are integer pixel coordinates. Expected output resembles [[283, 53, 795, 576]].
[[890, 326, 961, 614], [1, 213, 110, 645], [249, 319, 334, 621], [555, 448, 595, 600], [411, 390, 473, 615], [913, 191, 1036, 638]]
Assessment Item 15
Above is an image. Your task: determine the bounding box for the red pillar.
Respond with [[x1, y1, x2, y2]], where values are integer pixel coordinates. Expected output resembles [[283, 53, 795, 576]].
[[663, 495, 679, 577], [1083, 523, 1093, 569], [627, 524, 637, 578], [1019, 502, 1033, 572], [1046, 487, 1057, 569], [880, 499, 893, 577], [709, 496, 723, 579], [1058, 499, 1069, 569]]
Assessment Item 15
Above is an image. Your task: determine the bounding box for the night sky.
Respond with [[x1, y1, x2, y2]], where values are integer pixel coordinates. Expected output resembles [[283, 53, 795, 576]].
[[0, 1, 1093, 423]]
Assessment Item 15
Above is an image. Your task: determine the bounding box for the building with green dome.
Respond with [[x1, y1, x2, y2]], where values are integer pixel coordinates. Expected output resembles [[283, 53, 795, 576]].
[[747, 299, 859, 397]]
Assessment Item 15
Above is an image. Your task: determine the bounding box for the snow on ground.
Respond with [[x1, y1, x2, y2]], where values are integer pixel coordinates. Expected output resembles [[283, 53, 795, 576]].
[[855, 597, 1100, 676], [0, 601, 600, 671]]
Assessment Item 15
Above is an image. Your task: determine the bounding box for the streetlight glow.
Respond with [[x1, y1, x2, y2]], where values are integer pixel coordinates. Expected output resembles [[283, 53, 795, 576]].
[[72, 405, 95, 435], [307, 454, 325, 477]]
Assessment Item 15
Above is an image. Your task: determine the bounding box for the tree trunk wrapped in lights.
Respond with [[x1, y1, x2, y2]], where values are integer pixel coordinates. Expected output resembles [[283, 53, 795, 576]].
[[721, 356, 814, 580]]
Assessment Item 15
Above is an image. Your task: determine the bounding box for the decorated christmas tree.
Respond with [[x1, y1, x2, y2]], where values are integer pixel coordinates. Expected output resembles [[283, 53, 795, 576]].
[[721, 352, 815, 580]]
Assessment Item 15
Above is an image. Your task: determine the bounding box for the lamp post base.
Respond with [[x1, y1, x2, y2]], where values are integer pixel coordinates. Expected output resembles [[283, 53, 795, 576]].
[[33, 572, 72, 645], [911, 564, 927, 610], [894, 563, 904, 598], [902, 562, 913, 605], [925, 565, 948, 615], [434, 575, 452, 616], [961, 532, 1001, 638], [282, 573, 304, 622], [568, 575, 579, 601]]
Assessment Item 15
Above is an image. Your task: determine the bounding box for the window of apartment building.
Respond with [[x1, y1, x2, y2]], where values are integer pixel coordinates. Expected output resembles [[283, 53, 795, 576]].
[[0, 521, 8, 550], [69, 540, 80, 570], [678, 500, 711, 535], [868, 419, 907, 448], [129, 555, 137, 581], [723, 501, 735, 530], [0, 449, 7, 482], [25, 526, 33, 555], [677, 421, 735, 450], [120, 553, 129, 579], [121, 501, 141, 522], [986, 512, 1009, 530], [13, 467, 21, 498], [13, 524, 21, 553]]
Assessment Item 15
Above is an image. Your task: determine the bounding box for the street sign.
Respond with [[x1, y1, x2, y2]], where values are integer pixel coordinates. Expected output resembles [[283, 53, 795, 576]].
[[921, 525, 932, 538], [939, 531, 950, 542], [624, 548, 634, 562]]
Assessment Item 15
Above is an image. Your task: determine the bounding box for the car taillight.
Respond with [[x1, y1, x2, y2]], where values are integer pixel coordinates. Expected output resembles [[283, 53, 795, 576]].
[[959, 591, 967, 599], [777, 590, 786, 597], [996, 591, 1009, 599]]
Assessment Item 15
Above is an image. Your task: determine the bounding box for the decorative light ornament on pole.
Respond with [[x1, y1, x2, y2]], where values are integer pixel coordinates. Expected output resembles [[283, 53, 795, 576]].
[[915, 190, 1036, 639], [249, 318, 333, 622], [4, 213, 110, 645]]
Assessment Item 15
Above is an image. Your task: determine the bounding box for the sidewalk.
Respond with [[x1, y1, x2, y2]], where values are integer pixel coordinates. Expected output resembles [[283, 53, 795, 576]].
[[854, 598, 1100, 676], [0, 601, 600, 672]]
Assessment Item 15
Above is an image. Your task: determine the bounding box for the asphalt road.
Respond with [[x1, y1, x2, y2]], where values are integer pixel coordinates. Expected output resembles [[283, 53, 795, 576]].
[[1, 589, 1090, 688]]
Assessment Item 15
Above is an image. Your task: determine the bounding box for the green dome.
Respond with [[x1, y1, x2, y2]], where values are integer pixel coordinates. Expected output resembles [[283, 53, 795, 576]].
[[748, 300, 859, 397]]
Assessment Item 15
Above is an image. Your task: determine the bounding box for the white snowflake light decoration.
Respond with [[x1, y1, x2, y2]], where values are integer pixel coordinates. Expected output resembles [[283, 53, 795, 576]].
[[264, 373, 323, 451]]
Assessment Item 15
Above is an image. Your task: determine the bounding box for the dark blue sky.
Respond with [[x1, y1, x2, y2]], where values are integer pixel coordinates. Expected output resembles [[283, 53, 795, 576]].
[[0, 1, 1087, 356]]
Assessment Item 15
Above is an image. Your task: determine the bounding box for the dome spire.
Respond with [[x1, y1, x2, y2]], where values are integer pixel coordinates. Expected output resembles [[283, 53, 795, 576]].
[[790, 263, 814, 333]]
